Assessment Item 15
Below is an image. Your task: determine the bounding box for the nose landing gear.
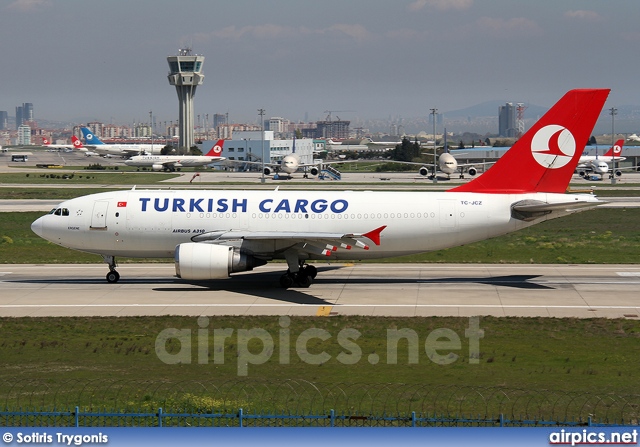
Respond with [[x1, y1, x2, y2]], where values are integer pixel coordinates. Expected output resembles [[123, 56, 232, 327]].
[[102, 255, 120, 283]]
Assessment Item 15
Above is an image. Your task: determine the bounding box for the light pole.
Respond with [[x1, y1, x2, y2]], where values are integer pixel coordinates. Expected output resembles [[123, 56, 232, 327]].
[[258, 108, 266, 183], [610, 107, 617, 185], [430, 108, 438, 183], [149, 110, 154, 154]]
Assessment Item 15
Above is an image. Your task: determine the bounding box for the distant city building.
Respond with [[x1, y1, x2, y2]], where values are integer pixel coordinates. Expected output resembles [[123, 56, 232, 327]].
[[17, 125, 31, 145], [499, 102, 516, 137], [213, 113, 227, 129], [14, 103, 33, 130], [0, 111, 8, 130], [23, 103, 33, 122], [268, 117, 287, 134], [313, 119, 350, 139], [15, 106, 23, 130]]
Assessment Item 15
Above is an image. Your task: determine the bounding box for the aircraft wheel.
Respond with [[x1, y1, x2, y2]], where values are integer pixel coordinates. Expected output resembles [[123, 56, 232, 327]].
[[106, 271, 120, 283], [303, 265, 318, 279], [279, 273, 294, 289], [295, 273, 313, 288]]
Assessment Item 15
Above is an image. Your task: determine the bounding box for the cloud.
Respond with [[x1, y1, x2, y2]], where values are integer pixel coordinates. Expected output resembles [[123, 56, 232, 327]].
[[6, 0, 51, 12], [192, 23, 371, 43], [408, 0, 473, 12], [564, 10, 602, 21], [476, 16, 543, 37]]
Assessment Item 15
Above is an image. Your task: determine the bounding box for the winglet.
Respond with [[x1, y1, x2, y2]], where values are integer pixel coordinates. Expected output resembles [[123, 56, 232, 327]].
[[363, 225, 386, 246]]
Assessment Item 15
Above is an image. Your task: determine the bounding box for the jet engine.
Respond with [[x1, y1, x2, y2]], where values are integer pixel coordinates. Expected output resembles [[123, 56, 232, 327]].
[[263, 167, 271, 175], [309, 166, 319, 176], [467, 167, 477, 176], [418, 166, 430, 176], [174, 243, 266, 280], [152, 164, 165, 172], [615, 169, 622, 177]]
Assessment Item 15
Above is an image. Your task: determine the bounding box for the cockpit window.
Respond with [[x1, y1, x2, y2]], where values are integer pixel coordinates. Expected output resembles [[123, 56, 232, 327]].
[[52, 208, 70, 216]]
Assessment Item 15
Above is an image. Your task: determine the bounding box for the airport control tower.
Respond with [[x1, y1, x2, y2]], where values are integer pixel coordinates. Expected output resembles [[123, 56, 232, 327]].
[[167, 48, 204, 150]]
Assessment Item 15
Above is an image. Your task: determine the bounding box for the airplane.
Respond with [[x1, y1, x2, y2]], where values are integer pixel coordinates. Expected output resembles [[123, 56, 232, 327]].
[[31, 88, 609, 289], [42, 137, 77, 150], [576, 139, 625, 179], [227, 136, 329, 179], [80, 127, 165, 156], [124, 140, 226, 171], [627, 134, 640, 142]]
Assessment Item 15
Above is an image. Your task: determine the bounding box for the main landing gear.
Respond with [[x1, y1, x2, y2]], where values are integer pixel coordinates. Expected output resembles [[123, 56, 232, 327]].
[[279, 264, 317, 289], [102, 255, 120, 283]]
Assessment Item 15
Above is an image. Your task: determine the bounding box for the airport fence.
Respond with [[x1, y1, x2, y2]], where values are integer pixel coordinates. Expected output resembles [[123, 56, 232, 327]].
[[0, 407, 634, 428], [1, 380, 638, 427]]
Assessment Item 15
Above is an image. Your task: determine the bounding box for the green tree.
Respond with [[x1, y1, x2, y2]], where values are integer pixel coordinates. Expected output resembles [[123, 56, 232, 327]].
[[390, 137, 420, 162]]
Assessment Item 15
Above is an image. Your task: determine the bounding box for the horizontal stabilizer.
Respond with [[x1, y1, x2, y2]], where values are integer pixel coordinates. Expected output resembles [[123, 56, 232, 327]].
[[511, 199, 602, 221]]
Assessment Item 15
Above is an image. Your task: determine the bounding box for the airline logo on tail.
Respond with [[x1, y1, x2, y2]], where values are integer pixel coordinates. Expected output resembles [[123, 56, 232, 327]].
[[206, 140, 224, 157], [43, 138, 50, 145], [531, 125, 576, 169], [80, 127, 104, 144], [603, 139, 624, 157], [72, 136, 83, 149]]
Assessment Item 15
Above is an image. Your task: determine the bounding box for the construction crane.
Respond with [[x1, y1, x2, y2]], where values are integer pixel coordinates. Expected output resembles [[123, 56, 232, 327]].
[[323, 110, 356, 122]]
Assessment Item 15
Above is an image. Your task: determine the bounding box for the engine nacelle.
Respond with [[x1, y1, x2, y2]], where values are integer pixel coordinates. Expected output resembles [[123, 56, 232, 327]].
[[152, 163, 164, 172], [418, 166, 429, 176], [615, 169, 622, 177], [578, 170, 586, 177], [174, 243, 266, 280], [467, 167, 477, 177], [309, 166, 319, 176], [263, 167, 271, 175]]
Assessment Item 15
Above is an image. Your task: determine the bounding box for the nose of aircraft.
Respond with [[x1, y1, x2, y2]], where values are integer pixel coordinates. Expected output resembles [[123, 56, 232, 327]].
[[31, 216, 44, 237]]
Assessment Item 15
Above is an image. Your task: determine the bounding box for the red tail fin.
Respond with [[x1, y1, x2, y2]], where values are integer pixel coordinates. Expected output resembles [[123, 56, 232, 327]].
[[72, 136, 84, 149], [42, 138, 50, 145], [451, 89, 610, 194], [205, 140, 224, 157], [602, 139, 624, 157]]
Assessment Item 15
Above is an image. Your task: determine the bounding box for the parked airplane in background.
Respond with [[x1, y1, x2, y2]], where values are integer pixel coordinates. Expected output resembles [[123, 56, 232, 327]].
[[576, 139, 625, 179], [124, 141, 225, 171], [80, 127, 165, 156], [42, 137, 78, 151], [227, 137, 328, 179], [31, 89, 609, 288], [627, 134, 640, 142]]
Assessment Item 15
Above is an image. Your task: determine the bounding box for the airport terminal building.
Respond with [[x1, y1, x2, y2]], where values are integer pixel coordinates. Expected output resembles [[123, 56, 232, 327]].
[[199, 131, 315, 171]]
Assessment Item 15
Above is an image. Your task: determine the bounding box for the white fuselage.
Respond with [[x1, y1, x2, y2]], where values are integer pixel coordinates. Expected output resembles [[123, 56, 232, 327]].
[[85, 144, 165, 156], [124, 154, 223, 168], [31, 189, 599, 260]]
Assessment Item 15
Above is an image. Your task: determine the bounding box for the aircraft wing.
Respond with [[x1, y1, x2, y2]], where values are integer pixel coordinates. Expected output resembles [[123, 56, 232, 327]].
[[191, 225, 387, 253]]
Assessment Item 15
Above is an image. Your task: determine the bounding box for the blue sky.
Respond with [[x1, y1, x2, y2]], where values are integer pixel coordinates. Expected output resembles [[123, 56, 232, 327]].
[[1, 0, 638, 127]]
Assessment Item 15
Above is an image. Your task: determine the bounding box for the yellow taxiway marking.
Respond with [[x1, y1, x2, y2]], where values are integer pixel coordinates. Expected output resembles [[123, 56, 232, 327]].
[[316, 306, 333, 316]]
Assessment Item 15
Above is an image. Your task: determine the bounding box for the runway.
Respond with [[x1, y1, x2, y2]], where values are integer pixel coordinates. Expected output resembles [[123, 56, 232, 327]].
[[1, 263, 639, 319]]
